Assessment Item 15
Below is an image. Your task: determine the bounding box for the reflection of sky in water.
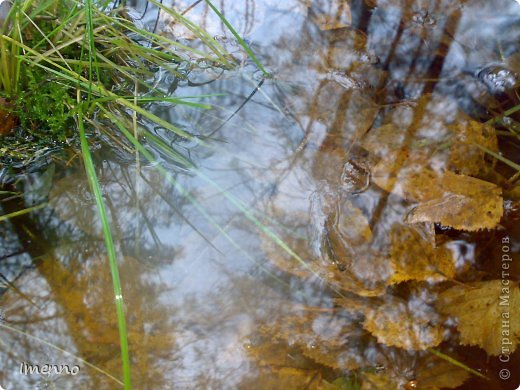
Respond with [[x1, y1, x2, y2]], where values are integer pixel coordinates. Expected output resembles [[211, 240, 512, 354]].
[[1, 0, 520, 388]]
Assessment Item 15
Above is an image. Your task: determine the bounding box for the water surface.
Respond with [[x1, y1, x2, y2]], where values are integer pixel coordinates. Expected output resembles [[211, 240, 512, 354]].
[[1, 0, 520, 388]]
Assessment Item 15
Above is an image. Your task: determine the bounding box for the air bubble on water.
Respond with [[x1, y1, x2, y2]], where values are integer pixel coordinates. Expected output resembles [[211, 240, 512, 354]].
[[341, 160, 370, 193], [476, 64, 518, 94], [411, 10, 436, 27]]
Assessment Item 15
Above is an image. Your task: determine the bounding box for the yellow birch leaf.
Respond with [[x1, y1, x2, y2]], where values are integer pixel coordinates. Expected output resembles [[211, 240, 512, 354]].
[[373, 162, 503, 231], [258, 310, 366, 370], [360, 97, 498, 177], [363, 299, 444, 350], [438, 280, 520, 355], [263, 204, 391, 297], [389, 224, 456, 283], [444, 119, 498, 176]]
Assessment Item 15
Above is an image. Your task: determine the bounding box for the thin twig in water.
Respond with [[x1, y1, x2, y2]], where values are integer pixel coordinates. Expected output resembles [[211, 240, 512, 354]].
[[206, 76, 265, 137]]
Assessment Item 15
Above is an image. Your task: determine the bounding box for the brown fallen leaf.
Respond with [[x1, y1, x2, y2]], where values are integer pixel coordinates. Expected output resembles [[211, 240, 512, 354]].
[[258, 309, 367, 370], [360, 93, 498, 177], [437, 280, 520, 356], [373, 162, 503, 231], [263, 201, 392, 297], [0, 98, 16, 135], [363, 298, 444, 350], [389, 224, 456, 283]]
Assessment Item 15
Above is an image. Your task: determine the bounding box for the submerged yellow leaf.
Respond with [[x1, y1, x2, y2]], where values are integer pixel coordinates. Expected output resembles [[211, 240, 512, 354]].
[[373, 163, 503, 231], [257, 309, 367, 370], [361, 110, 498, 177], [240, 366, 322, 390], [243, 340, 305, 368], [438, 280, 520, 355], [389, 224, 456, 283], [263, 202, 392, 297], [406, 187, 503, 231], [363, 299, 444, 350], [444, 119, 498, 176]]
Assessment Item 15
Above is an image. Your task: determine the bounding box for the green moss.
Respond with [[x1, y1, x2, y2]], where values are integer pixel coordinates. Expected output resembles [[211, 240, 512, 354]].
[[15, 67, 75, 140]]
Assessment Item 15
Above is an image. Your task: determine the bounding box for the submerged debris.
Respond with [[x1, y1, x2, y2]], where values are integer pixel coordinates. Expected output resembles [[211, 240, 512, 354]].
[[438, 280, 520, 356]]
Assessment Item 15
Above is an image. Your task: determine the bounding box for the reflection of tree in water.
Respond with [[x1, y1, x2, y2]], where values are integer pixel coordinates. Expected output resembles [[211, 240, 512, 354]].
[[0, 161, 196, 387], [166, 0, 520, 387]]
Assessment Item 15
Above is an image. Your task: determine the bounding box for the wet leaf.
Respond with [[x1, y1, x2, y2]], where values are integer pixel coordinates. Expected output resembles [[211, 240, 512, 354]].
[[438, 280, 520, 355], [405, 189, 503, 231], [415, 354, 472, 389], [263, 203, 391, 297], [240, 367, 323, 390], [445, 119, 498, 176], [373, 163, 503, 231], [360, 123, 410, 160], [361, 95, 498, 177], [324, 197, 372, 250], [258, 309, 368, 370], [0, 98, 16, 135], [389, 224, 456, 283], [363, 297, 444, 350], [243, 340, 307, 368]]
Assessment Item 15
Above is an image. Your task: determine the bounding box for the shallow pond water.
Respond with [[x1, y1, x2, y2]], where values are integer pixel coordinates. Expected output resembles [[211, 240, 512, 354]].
[[1, 0, 520, 388]]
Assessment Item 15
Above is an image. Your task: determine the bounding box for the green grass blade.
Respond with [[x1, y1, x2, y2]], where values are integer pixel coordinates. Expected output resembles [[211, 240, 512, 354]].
[[78, 106, 132, 389], [427, 348, 489, 380], [204, 0, 269, 76], [486, 105, 520, 125], [0, 203, 47, 222], [476, 143, 520, 171], [84, 0, 100, 83]]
